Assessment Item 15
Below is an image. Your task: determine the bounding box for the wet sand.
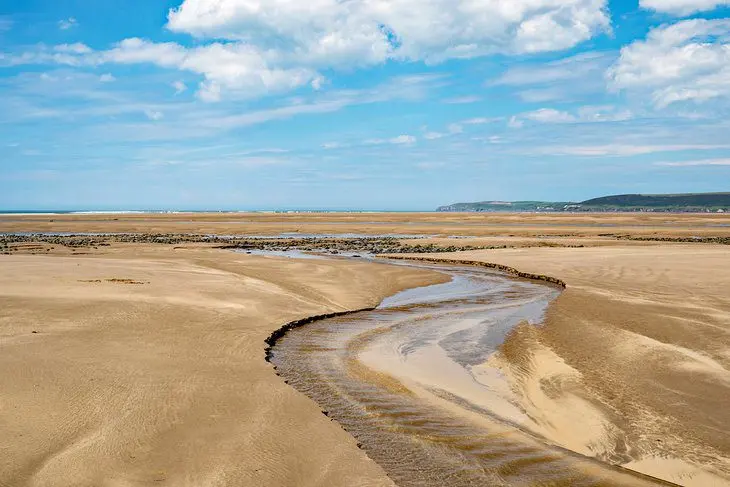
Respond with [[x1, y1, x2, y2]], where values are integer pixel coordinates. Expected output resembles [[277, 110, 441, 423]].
[[0, 245, 446, 487], [392, 246, 730, 486], [2, 211, 730, 239], [271, 262, 668, 486]]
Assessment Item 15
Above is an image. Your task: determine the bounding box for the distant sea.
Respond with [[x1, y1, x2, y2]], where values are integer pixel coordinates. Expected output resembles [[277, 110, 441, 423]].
[[0, 210, 152, 215]]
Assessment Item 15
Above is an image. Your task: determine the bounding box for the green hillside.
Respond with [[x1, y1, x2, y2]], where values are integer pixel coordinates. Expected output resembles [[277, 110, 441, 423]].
[[437, 193, 730, 212], [581, 193, 730, 209]]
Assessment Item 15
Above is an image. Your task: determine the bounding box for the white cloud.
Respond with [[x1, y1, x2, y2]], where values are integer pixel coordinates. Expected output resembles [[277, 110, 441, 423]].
[[190, 75, 439, 129], [493, 51, 615, 103], [102, 38, 321, 101], [144, 109, 164, 121], [5, 1, 610, 102], [608, 19, 730, 108], [512, 105, 632, 126], [422, 117, 492, 140], [576, 105, 632, 122], [443, 96, 482, 104], [99, 73, 116, 82], [462, 117, 496, 125], [424, 132, 446, 140], [58, 17, 78, 30], [322, 142, 342, 149], [493, 52, 611, 86], [524, 108, 577, 123], [366, 134, 417, 145], [54, 43, 92, 54], [508, 116, 524, 129], [640, 0, 730, 16], [536, 144, 730, 156], [655, 158, 730, 166], [167, 0, 610, 63], [172, 80, 187, 95], [390, 135, 417, 145]]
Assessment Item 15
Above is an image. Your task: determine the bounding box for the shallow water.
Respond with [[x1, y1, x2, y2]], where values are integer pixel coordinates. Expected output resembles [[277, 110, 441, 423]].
[[271, 261, 669, 486]]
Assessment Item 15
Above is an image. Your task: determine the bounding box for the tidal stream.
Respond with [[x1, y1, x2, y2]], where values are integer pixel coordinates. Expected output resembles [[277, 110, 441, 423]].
[[270, 260, 669, 486]]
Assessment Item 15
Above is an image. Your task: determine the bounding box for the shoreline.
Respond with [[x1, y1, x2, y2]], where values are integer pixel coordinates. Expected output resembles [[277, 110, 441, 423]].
[[381, 255, 567, 288]]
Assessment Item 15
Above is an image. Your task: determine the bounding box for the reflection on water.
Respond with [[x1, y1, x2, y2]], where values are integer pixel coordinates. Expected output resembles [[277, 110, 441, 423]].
[[271, 262, 669, 487]]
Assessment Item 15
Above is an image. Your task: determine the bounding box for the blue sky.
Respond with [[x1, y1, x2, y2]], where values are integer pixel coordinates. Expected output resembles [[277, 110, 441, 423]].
[[1, 0, 730, 210]]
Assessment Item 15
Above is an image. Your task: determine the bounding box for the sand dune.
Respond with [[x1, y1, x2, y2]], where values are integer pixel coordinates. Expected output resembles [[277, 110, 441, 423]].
[[0, 246, 446, 487]]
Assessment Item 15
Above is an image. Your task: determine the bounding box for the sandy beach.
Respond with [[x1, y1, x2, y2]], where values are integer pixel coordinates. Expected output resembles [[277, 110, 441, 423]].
[[2, 211, 730, 239], [1, 213, 729, 486], [0, 244, 446, 487], [395, 245, 730, 486]]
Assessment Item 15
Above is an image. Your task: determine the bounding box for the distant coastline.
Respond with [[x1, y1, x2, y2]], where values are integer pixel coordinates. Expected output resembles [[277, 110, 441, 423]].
[[438, 192, 730, 213]]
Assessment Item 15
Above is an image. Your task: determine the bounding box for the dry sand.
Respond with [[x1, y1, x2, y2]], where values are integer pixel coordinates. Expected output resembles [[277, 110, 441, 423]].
[[394, 245, 730, 486], [0, 244, 447, 487]]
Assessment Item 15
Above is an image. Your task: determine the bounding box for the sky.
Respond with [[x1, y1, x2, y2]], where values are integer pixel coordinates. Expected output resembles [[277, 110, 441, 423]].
[[1, 0, 730, 211]]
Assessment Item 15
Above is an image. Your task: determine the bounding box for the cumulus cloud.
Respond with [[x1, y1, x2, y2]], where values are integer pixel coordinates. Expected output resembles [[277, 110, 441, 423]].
[[99, 73, 116, 82], [79, 37, 321, 101], [160, 0, 611, 99], [167, 0, 610, 62], [640, 0, 730, 16], [608, 19, 730, 108], [4, 0, 611, 102]]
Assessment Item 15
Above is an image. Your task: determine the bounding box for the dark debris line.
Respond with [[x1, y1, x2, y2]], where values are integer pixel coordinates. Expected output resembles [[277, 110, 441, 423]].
[[0, 234, 502, 255]]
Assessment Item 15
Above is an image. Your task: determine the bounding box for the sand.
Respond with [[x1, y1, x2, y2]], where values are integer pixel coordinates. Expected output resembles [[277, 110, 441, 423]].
[[394, 245, 730, 486], [2, 212, 729, 486], [0, 245, 447, 487], [2, 211, 730, 239]]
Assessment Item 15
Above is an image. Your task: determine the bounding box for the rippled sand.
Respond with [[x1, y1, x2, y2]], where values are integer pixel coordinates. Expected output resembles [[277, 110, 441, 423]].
[[272, 262, 669, 486], [395, 246, 730, 486], [2, 213, 728, 487], [0, 245, 446, 487]]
